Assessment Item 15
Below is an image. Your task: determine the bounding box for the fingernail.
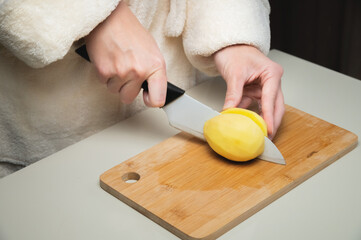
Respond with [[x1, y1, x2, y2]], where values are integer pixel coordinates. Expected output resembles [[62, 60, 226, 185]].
[[144, 94, 151, 107]]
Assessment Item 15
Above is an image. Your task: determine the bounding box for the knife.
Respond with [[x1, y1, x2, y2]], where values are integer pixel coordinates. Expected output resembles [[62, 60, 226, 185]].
[[75, 45, 285, 165]]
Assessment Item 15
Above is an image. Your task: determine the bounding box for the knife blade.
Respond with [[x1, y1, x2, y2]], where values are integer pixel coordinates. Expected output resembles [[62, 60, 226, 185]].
[[148, 81, 285, 165], [76, 45, 285, 165]]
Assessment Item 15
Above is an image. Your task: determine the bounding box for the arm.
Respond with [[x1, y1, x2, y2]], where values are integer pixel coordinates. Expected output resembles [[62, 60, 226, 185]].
[[183, 0, 284, 138], [84, 1, 168, 107], [0, 0, 120, 68]]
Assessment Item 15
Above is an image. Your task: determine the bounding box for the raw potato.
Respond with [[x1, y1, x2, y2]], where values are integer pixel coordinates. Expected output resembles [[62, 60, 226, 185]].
[[221, 108, 267, 136], [203, 108, 267, 162]]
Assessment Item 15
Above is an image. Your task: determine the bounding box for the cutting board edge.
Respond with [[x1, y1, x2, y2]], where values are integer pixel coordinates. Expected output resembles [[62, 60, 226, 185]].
[[99, 177, 206, 240], [98, 103, 360, 240], [99, 136, 358, 240], [194, 134, 358, 239]]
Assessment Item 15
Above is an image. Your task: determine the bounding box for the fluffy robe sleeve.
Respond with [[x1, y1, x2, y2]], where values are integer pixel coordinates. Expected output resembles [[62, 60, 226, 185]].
[[182, 0, 271, 76], [0, 0, 120, 68]]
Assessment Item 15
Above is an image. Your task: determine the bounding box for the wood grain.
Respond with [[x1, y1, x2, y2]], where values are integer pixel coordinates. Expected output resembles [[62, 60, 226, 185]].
[[100, 105, 358, 240]]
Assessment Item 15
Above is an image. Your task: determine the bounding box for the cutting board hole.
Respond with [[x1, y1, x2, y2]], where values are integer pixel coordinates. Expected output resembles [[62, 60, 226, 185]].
[[122, 172, 140, 183]]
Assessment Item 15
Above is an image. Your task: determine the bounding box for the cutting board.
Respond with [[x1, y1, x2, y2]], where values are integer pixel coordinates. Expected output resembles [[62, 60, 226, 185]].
[[100, 105, 358, 240]]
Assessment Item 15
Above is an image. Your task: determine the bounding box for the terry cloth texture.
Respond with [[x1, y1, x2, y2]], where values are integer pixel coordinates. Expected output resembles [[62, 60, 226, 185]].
[[0, 162, 23, 179], [0, 0, 270, 177]]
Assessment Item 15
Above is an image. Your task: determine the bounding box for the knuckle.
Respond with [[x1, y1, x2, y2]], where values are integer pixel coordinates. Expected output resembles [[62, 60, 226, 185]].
[[96, 66, 112, 83], [225, 91, 240, 103], [271, 62, 284, 77], [132, 63, 147, 79], [126, 52, 148, 79], [152, 56, 166, 70], [115, 64, 126, 79]]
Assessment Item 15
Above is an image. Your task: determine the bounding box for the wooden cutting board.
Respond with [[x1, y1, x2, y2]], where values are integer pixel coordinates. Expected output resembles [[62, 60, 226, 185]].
[[100, 105, 358, 240]]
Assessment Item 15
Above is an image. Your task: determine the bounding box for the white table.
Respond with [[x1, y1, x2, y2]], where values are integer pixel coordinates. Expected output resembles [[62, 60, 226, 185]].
[[1, 50, 360, 240]]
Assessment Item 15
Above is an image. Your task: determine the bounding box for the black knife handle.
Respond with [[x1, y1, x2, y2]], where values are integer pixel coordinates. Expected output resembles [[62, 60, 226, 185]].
[[140, 81, 185, 106], [75, 45, 185, 106], [75, 44, 90, 61]]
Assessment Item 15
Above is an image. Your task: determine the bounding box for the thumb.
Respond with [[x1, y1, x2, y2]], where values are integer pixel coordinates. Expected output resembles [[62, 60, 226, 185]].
[[143, 69, 167, 107], [223, 76, 245, 110]]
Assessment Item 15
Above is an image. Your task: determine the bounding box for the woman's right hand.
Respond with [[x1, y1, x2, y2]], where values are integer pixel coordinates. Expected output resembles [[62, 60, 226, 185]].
[[84, 1, 168, 107]]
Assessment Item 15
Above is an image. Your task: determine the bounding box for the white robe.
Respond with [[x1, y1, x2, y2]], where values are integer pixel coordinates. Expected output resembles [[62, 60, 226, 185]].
[[0, 0, 270, 176]]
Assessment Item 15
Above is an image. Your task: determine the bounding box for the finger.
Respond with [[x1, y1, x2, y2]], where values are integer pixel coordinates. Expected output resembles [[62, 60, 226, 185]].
[[118, 80, 143, 104], [261, 77, 281, 137], [223, 76, 245, 110], [97, 72, 110, 84], [107, 77, 124, 94], [238, 96, 253, 109], [94, 60, 113, 84], [143, 69, 167, 107], [242, 84, 262, 100], [143, 91, 151, 107], [271, 88, 285, 139]]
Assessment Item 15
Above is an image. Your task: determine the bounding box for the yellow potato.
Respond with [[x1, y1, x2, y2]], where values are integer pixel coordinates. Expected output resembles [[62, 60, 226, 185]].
[[221, 108, 267, 136], [203, 108, 267, 162]]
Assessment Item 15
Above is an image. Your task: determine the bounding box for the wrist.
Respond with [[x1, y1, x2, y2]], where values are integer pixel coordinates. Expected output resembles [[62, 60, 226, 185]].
[[111, 1, 130, 17]]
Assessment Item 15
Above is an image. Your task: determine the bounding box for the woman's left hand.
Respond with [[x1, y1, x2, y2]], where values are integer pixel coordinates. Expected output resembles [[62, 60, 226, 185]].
[[214, 44, 285, 139]]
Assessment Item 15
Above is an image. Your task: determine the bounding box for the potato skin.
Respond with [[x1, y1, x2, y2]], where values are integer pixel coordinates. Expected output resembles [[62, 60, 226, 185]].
[[204, 112, 265, 162], [221, 108, 267, 136]]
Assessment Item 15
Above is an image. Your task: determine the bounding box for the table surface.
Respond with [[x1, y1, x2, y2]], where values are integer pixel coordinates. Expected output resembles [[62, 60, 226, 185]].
[[0, 50, 360, 240]]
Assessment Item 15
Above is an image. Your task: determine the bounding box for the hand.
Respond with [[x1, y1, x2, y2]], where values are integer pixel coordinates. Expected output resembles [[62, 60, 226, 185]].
[[84, 1, 167, 107], [214, 45, 284, 139]]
